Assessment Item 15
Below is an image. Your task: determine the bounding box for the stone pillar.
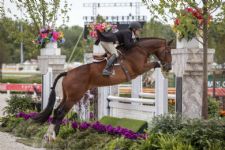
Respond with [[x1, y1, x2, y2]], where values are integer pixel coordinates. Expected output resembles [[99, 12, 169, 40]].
[[38, 42, 66, 109], [172, 37, 215, 118]]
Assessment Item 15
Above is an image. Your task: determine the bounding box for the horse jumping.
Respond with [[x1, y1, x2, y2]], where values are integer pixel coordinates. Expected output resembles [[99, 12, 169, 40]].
[[33, 37, 173, 140]]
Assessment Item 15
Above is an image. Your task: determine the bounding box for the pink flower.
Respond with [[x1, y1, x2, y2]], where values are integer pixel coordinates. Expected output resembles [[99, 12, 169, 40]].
[[41, 33, 48, 39], [90, 31, 97, 38], [52, 32, 59, 40]]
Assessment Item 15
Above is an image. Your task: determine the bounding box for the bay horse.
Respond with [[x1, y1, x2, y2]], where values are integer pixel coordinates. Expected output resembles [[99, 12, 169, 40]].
[[33, 37, 173, 140]]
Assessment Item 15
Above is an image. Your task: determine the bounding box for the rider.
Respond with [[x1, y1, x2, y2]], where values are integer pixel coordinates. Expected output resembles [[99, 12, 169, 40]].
[[95, 21, 142, 76]]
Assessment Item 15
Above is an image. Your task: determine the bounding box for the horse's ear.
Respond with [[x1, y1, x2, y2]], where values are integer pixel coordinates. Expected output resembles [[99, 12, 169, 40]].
[[167, 39, 174, 46]]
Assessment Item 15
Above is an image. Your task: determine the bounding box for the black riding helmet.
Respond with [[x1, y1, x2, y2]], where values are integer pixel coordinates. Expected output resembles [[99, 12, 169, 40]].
[[128, 21, 142, 30]]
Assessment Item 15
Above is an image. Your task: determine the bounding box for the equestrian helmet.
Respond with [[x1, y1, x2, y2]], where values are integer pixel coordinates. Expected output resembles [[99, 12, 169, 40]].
[[128, 21, 142, 30]]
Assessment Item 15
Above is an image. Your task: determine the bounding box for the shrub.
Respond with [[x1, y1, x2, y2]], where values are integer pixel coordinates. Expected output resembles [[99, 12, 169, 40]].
[[104, 137, 137, 150], [149, 114, 185, 134], [0, 116, 24, 132], [177, 119, 225, 149], [3, 95, 35, 115], [157, 134, 193, 150], [58, 124, 75, 139], [208, 97, 220, 118]]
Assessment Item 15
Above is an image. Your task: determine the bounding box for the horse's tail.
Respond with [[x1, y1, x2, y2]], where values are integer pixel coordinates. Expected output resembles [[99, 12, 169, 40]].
[[33, 72, 67, 123]]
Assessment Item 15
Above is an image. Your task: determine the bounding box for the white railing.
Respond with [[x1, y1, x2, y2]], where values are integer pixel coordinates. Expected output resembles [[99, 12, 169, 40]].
[[98, 68, 168, 122]]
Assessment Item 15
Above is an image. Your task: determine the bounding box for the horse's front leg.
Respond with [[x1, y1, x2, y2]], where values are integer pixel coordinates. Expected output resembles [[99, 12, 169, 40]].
[[143, 62, 160, 72]]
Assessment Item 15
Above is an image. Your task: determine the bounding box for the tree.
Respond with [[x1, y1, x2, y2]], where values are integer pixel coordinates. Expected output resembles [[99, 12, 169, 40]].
[[0, 17, 38, 62], [10, 0, 70, 31], [141, 19, 176, 41], [142, 0, 225, 119], [60, 26, 84, 62], [208, 21, 225, 64]]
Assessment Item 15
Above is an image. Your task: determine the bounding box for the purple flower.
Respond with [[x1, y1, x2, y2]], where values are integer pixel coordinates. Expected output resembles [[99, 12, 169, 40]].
[[14, 112, 147, 140], [79, 122, 90, 130], [71, 122, 78, 129], [16, 112, 25, 118], [106, 125, 115, 134], [29, 112, 38, 119], [47, 117, 53, 124]]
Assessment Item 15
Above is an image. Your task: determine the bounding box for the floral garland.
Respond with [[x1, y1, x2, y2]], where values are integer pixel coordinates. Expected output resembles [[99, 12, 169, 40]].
[[173, 7, 212, 41], [16, 112, 147, 140], [87, 22, 117, 39], [33, 27, 65, 48]]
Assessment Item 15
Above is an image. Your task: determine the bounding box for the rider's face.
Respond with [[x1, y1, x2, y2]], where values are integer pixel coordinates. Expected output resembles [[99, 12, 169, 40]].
[[134, 29, 141, 37]]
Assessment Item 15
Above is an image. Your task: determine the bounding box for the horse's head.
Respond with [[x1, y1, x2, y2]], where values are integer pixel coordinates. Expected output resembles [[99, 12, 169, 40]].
[[155, 39, 173, 72], [137, 38, 173, 72]]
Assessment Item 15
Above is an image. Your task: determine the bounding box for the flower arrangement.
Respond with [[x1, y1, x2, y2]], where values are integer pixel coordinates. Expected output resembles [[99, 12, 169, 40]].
[[173, 7, 212, 41], [16, 112, 146, 140], [87, 22, 117, 39], [33, 27, 65, 48]]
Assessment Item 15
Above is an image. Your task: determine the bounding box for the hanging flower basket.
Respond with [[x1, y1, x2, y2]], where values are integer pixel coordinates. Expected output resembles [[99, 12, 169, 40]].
[[87, 22, 118, 39], [33, 27, 65, 48], [173, 7, 212, 41]]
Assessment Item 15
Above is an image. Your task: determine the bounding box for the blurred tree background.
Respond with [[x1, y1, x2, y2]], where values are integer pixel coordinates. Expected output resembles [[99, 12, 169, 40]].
[[0, 2, 224, 64]]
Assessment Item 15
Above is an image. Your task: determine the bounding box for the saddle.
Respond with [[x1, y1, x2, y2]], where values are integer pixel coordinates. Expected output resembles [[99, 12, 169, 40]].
[[92, 46, 131, 81]]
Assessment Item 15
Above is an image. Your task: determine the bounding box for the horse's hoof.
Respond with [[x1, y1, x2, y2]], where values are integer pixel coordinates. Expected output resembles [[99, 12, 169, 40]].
[[44, 124, 56, 142], [43, 132, 56, 142]]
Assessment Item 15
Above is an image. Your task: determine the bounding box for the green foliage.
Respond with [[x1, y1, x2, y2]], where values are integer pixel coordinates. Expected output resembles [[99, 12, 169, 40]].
[[208, 97, 220, 118], [142, 19, 176, 41], [46, 128, 115, 150], [100, 116, 148, 133], [0, 116, 24, 132], [149, 114, 185, 134], [105, 137, 139, 150], [157, 134, 193, 150], [11, 0, 71, 31], [177, 119, 225, 149], [0, 75, 41, 83], [60, 25, 84, 62], [0, 17, 38, 63], [208, 21, 225, 64], [58, 124, 75, 139], [1, 115, 225, 150], [3, 95, 35, 115]]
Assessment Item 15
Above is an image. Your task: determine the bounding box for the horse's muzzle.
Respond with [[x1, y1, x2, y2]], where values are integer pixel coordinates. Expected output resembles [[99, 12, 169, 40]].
[[162, 63, 172, 72]]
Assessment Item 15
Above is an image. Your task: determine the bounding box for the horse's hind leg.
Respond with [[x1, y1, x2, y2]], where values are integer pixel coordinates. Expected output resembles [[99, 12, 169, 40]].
[[44, 98, 76, 142]]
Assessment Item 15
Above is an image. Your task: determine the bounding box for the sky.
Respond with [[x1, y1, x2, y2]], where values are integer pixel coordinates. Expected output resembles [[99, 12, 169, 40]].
[[4, 0, 154, 27]]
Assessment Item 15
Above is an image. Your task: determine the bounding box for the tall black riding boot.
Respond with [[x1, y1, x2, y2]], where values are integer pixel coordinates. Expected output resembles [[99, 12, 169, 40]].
[[102, 54, 117, 76]]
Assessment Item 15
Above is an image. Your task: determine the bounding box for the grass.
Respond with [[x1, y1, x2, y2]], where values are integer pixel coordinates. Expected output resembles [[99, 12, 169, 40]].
[[0, 74, 41, 83]]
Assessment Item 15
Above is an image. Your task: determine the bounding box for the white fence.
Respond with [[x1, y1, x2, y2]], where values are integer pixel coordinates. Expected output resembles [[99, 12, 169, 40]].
[[98, 68, 168, 122]]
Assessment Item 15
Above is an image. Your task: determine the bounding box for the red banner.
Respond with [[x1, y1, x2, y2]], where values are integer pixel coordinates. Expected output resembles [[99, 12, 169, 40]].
[[208, 88, 225, 97], [0, 83, 42, 93], [0, 83, 225, 96]]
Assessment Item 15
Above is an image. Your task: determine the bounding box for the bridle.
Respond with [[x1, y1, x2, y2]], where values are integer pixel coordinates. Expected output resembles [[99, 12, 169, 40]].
[[156, 44, 171, 69]]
